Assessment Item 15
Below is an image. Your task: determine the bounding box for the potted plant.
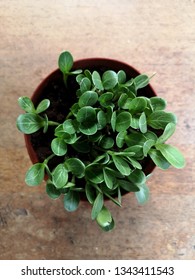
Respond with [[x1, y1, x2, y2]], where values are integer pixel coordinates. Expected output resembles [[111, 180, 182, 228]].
[[16, 51, 185, 231]]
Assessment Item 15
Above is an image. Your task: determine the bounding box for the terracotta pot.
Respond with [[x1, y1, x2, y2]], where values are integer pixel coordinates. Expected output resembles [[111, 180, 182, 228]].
[[24, 58, 157, 176]]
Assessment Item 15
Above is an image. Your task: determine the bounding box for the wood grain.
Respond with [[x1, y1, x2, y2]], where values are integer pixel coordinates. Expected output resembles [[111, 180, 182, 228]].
[[0, 0, 195, 260]]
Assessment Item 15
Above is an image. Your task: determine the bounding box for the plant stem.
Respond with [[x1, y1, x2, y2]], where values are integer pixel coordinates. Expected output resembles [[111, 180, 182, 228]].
[[48, 121, 60, 126], [44, 153, 55, 164]]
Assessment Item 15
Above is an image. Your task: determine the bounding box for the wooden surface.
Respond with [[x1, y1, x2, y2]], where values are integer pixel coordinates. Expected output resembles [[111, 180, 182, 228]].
[[0, 0, 195, 260]]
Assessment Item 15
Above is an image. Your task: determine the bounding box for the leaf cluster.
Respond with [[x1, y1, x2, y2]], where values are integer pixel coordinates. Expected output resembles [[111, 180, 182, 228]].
[[16, 51, 185, 231]]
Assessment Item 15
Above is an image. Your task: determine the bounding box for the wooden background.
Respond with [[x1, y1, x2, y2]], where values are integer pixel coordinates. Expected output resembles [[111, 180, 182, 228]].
[[0, 0, 195, 260]]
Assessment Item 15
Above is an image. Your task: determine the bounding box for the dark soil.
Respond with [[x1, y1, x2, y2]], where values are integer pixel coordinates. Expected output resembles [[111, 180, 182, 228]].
[[30, 73, 79, 170]]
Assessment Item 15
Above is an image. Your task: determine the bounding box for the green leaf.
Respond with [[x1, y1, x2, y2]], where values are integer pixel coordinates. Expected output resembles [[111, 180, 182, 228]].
[[127, 157, 142, 169], [99, 136, 114, 149], [85, 183, 96, 204], [58, 51, 73, 73], [135, 184, 149, 205], [103, 168, 115, 189], [65, 158, 85, 178], [52, 164, 68, 188], [78, 91, 98, 107], [25, 163, 45, 186], [102, 70, 118, 90], [148, 111, 177, 129], [91, 193, 104, 220], [150, 97, 166, 111], [128, 169, 146, 185], [124, 145, 143, 158], [156, 123, 176, 144], [117, 70, 126, 84], [148, 149, 170, 170], [134, 74, 149, 90], [111, 111, 116, 132], [115, 111, 132, 132], [97, 110, 107, 129], [96, 206, 113, 229], [63, 132, 78, 144], [92, 71, 104, 90], [128, 97, 147, 114], [16, 113, 44, 134], [55, 124, 65, 137], [118, 93, 128, 109], [36, 99, 50, 114], [97, 217, 115, 232], [63, 119, 76, 134], [85, 164, 104, 184], [139, 112, 147, 133], [130, 116, 139, 129], [125, 132, 147, 147], [79, 123, 98, 135], [84, 69, 92, 81], [156, 144, 186, 169], [46, 181, 61, 199], [118, 180, 139, 192], [76, 106, 96, 124], [80, 77, 91, 93], [43, 114, 49, 133], [99, 92, 113, 107], [51, 138, 67, 156], [18, 96, 35, 113], [76, 74, 85, 84], [112, 155, 131, 176], [143, 139, 155, 157], [116, 130, 127, 148], [64, 190, 80, 212]]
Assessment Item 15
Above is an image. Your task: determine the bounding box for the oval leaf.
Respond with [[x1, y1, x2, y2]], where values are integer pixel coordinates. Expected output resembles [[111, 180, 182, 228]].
[[58, 51, 73, 73], [51, 138, 67, 156], [76, 106, 96, 124], [148, 111, 177, 129], [63, 119, 76, 134], [85, 164, 104, 184], [18, 96, 35, 113], [36, 99, 50, 114], [46, 182, 61, 199], [78, 91, 98, 107], [112, 155, 131, 176], [156, 144, 185, 169], [156, 123, 176, 144], [91, 193, 104, 220], [25, 163, 45, 186], [64, 190, 80, 212], [102, 70, 118, 90], [139, 112, 147, 133], [128, 97, 147, 114], [115, 111, 132, 132], [116, 130, 127, 148], [96, 206, 113, 228], [52, 164, 68, 188], [92, 71, 104, 90], [16, 113, 44, 134], [148, 149, 170, 170], [135, 184, 150, 204], [80, 77, 91, 93], [65, 158, 85, 178], [128, 169, 146, 185], [134, 74, 149, 90], [150, 97, 166, 111]]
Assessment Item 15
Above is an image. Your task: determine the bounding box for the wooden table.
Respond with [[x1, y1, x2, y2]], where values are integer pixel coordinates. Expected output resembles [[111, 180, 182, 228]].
[[0, 0, 195, 260]]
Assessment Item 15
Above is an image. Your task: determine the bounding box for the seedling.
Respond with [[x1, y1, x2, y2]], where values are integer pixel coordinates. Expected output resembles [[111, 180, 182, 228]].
[[16, 51, 185, 231]]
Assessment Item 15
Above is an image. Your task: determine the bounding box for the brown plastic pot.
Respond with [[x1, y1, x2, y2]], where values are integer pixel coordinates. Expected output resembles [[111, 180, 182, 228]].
[[24, 57, 157, 176]]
